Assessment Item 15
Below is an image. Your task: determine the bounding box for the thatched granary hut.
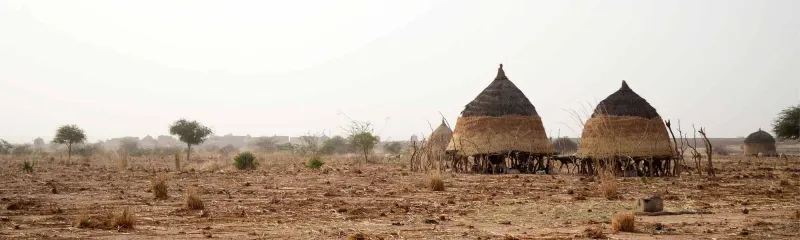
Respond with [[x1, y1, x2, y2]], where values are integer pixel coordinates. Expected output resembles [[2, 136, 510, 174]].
[[446, 64, 553, 157], [425, 119, 453, 155], [743, 129, 777, 156], [577, 81, 673, 159]]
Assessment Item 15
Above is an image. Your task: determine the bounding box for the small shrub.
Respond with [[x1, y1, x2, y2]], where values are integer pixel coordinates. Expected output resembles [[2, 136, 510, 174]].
[[21, 160, 34, 173], [233, 152, 258, 170], [611, 212, 635, 232], [429, 173, 445, 191], [185, 187, 204, 210], [306, 156, 324, 170], [713, 146, 730, 156], [151, 176, 168, 200], [600, 178, 619, 200], [74, 212, 91, 228], [583, 227, 606, 239], [112, 207, 135, 230]]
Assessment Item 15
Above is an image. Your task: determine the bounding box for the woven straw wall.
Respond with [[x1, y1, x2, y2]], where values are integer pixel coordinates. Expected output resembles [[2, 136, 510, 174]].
[[446, 116, 553, 156], [577, 115, 673, 158], [743, 143, 777, 156]]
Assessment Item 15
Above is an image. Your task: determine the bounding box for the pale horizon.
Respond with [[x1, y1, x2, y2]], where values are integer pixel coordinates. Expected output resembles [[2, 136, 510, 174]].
[[2, 0, 799, 144]]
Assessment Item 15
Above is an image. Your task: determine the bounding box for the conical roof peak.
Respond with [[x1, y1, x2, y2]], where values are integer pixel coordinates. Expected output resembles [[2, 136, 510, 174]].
[[495, 64, 506, 80], [592, 80, 660, 119], [620, 80, 630, 90], [460, 64, 538, 117]]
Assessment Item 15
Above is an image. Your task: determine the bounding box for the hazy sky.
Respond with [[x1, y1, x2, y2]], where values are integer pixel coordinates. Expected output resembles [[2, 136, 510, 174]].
[[1, 0, 798, 144]]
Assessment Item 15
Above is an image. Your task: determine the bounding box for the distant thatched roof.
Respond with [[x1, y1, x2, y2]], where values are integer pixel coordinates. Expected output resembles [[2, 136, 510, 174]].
[[744, 129, 776, 144], [426, 119, 453, 149], [592, 81, 660, 119], [461, 64, 538, 117]]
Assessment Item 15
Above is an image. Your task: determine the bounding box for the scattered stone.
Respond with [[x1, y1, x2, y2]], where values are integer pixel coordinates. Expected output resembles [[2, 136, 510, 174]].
[[742, 208, 749, 214], [243, 182, 251, 187], [391, 222, 403, 226], [499, 221, 511, 225], [637, 195, 664, 213], [423, 219, 438, 224]]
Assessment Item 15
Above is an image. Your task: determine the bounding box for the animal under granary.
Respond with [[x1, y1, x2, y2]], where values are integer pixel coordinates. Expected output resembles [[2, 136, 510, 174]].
[[446, 64, 555, 174], [576, 80, 675, 177]]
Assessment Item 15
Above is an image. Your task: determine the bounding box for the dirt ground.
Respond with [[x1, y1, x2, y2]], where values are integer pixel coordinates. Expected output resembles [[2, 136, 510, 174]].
[[1, 154, 799, 239]]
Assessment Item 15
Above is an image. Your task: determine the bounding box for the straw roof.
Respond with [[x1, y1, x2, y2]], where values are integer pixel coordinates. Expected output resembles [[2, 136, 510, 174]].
[[461, 64, 538, 117], [592, 81, 659, 118], [744, 129, 776, 144], [447, 64, 553, 156], [425, 119, 453, 151], [743, 129, 777, 156], [578, 81, 673, 158]]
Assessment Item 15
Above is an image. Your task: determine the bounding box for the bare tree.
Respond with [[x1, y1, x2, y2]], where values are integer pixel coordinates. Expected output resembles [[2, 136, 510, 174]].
[[698, 127, 715, 178]]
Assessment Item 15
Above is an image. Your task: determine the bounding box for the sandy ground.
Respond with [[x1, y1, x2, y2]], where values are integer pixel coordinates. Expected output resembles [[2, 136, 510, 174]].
[[1, 154, 799, 239]]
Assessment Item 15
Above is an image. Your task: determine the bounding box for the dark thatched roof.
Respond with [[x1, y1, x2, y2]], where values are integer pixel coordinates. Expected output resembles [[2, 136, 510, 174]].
[[592, 80, 660, 119], [461, 64, 538, 117], [744, 129, 776, 144]]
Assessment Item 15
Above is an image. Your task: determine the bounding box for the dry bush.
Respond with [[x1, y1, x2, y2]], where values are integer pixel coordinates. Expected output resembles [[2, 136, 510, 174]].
[[73, 211, 91, 228], [185, 187, 204, 210], [599, 174, 619, 200], [112, 207, 135, 230], [151, 176, 168, 200], [611, 212, 635, 232], [583, 227, 606, 239], [347, 233, 367, 240], [428, 172, 445, 191], [118, 153, 128, 170]]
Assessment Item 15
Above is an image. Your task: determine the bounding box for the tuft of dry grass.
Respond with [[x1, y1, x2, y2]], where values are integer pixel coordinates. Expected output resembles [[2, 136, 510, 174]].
[[112, 207, 135, 230], [599, 177, 619, 200], [119, 153, 128, 170], [347, 232, 367, 240], [793, 210, 799, 220], [185, 187, 205, 210], [428, 172, 445, 191], [151, 176, 168, 200], [73, 211, 92, 228], [174, 153, 181, 171], [611, 212, 635, 232], [583, 227, 606, 239]]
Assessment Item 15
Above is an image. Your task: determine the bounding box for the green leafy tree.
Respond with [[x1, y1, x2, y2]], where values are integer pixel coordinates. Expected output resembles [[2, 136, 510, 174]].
[[52, 124, 87, 160], [345, 120, 380, 163], [169, 119, 213, 162], [0, 139, 12, 155], [320, 135, 348, 155], [772, 105, 800, 140]]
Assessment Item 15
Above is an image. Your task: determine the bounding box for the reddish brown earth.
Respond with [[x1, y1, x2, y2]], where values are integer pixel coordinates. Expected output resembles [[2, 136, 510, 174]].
[[1, 154, 799, 239]]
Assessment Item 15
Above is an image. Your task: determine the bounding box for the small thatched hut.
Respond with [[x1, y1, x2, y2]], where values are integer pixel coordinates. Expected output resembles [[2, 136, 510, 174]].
[[425, 119, 453, 155], [551, 137, 578, 155], [446, 64, 553, 156], [577, 81, 673, 159], [743, 129, 777, 156]]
